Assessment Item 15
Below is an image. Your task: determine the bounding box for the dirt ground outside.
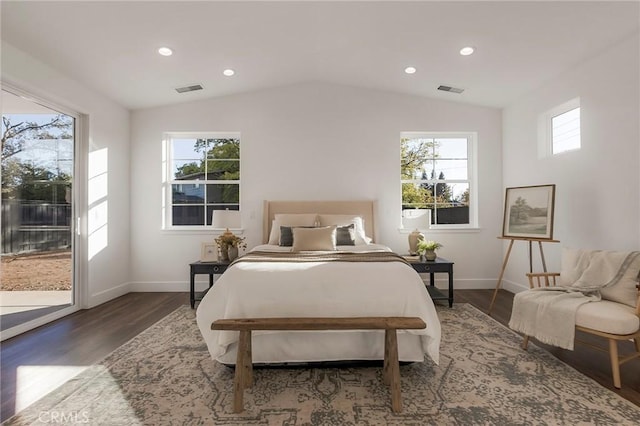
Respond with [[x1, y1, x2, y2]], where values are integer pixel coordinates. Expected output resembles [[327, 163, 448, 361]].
[[1, 250, 72, 291]]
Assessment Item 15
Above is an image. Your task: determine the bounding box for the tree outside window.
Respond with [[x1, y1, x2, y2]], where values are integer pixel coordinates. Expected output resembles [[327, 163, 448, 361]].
[[167, 135, 240, 227], [401, 133, 474, 227]]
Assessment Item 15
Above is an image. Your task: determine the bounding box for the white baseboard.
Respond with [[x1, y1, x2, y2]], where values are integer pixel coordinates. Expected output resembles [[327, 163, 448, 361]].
[[129, 278, 528, 293], [502, 279, 529, 294], [88, 282, 131, 308]]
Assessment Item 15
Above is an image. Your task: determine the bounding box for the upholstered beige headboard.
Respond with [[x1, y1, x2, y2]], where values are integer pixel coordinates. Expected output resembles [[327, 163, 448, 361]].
[[263, 200, 376, 244]]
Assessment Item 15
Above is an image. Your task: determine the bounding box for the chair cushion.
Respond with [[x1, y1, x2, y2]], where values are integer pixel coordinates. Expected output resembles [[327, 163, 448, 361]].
[[575, 300, 640, 335]]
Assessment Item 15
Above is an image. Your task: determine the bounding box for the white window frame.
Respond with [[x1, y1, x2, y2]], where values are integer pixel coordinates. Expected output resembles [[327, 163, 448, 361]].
[[400, 131, 478, 230], [538, 97, 581, 157], [162, 132, 241, 230]]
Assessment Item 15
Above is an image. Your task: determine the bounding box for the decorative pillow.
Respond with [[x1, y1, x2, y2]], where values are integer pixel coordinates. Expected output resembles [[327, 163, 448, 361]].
[[336, 224, 356, 246], [292, 226, 337, 251], [279, 225, 315, 247], [267, 213, 318, 245], [559, 247, 593, 286], [599, 251, 640, 308], [318, 214, 371, 245]]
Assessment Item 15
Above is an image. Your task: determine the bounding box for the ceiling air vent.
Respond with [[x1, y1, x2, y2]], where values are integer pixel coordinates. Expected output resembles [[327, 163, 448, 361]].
[[437, 85, 464, 94], [175, 84, 203, 94]]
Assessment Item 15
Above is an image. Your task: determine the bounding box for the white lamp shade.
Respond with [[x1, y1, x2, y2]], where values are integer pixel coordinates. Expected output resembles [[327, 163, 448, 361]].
[[402, 209, 431, 230], [212, 209, 241, 229]]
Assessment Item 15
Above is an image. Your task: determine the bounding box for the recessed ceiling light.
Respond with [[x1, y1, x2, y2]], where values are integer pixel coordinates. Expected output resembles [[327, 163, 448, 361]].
[[158, 47, 173, 56], [460, 46, 475, 56], [404, 66, 417, 74], [223, 69, 235, 77]]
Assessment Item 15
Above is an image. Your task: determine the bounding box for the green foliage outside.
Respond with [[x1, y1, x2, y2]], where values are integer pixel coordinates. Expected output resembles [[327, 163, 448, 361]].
[[174, 138, 240, 181], [1, 114, 73, 201], [173, 138, 240, 205], [401, 138, 464, 209]]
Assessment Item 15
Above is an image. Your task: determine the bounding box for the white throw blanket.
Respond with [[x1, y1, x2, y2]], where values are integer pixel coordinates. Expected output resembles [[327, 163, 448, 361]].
[[509, 288, 598, 349], [509, 250, 639, 350]]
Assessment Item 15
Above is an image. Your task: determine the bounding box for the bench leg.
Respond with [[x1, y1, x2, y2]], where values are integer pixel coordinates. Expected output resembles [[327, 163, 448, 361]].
[[244, 331, 253, 387], [384, 329, 402, 413], [383, 333, 390, 385], [233, 330, 252, 413], [608, 338, 621, 389]]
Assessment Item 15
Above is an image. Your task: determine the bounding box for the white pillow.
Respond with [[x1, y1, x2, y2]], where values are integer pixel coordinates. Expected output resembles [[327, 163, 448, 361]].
[[267, 213, 318, 245], [292, 226, 337, 251], [318, 214, 371, 245]]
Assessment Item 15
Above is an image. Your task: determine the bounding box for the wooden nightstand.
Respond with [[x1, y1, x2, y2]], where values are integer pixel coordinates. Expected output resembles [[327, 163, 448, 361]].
[[406, 257, 454, 307], [189, 260, 231, 308]]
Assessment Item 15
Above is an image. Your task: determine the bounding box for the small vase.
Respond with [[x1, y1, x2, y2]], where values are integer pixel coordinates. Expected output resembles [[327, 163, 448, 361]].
[[227, 246, 238, 261], [424, 250, 437, 261]]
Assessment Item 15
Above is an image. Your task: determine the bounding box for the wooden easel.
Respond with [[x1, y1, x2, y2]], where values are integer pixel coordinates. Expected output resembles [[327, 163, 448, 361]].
[[488, 236, 560, 315]]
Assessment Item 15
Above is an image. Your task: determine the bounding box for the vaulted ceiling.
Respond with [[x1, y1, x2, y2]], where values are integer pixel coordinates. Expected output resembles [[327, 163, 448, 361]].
[[2, 1, 638, 110]]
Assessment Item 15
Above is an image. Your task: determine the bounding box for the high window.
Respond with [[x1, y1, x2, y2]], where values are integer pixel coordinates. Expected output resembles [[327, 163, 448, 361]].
[[540, 98, 581, 155], [401, 132, 477, 229], [164, 133, 240, 228]]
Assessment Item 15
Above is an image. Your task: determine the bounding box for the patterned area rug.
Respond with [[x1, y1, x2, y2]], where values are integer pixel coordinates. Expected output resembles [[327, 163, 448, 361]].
[[5, 304, 640, 425]]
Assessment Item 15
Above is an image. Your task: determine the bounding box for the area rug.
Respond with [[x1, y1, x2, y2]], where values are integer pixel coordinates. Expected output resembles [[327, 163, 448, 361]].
[[4, 304, 640, 425]]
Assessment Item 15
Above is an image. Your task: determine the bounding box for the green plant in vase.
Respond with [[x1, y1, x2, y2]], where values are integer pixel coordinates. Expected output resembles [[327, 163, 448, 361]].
[[416, 240, 443, 261]]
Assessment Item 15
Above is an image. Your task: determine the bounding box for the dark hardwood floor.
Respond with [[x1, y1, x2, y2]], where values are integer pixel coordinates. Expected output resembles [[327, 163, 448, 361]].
[[0, 292, 188, 422], [0, 290, 638, 422]]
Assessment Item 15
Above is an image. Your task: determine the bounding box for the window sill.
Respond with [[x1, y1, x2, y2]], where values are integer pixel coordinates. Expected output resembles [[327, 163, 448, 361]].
[[161, 227, 244, 235], [398, 227, 482, 234]]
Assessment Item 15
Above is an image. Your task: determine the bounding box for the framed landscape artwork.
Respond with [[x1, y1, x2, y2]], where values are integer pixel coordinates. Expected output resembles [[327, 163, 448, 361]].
[[502, 184, 556, 240]]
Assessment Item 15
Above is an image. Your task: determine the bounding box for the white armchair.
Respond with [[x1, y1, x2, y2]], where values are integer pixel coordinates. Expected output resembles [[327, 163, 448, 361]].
[[518, 248, 640, 389]]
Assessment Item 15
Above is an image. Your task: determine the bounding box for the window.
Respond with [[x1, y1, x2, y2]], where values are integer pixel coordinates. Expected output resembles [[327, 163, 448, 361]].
[[539, 98, 581, 156], [164, 133, 240, 228], [401, 132, 477, 229]]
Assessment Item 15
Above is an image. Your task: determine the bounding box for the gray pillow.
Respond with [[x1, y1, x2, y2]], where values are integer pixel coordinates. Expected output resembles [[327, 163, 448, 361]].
[[279, 226, 315, 247], [336, 224, 356, 246]]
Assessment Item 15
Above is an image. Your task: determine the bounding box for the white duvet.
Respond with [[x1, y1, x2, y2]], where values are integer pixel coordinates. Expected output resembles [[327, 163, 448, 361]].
[[196, 244, 441, 365]]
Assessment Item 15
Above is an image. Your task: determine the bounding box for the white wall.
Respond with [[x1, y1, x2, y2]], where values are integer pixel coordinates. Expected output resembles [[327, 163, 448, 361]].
[[502, 33, 640, 291], [1, 42, 131, 307], [130, 82, 503, 291]]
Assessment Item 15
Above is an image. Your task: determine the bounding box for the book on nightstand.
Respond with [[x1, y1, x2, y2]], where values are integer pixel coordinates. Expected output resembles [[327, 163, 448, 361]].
[[402, 255, 420, 262]]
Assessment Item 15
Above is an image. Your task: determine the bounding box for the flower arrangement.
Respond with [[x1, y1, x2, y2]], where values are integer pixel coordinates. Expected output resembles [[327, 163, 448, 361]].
[[214, 233, 247, 251]]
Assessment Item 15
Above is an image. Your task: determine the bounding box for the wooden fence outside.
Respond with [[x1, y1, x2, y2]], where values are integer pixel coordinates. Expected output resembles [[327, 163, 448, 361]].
[[1, 200, 72, 254]]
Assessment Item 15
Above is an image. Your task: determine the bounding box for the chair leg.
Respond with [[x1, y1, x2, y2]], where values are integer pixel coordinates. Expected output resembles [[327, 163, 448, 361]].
[[522, 335, 530, 350], [634, 336, 640, 354], [608, 338, 621, 389]]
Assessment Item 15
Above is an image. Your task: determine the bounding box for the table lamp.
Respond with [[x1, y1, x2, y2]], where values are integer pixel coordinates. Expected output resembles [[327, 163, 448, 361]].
[[212, 209, 241, 238]]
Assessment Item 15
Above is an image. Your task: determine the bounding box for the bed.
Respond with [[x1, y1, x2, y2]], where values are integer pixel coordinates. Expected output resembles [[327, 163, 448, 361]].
[[195, 200, 441, 365]]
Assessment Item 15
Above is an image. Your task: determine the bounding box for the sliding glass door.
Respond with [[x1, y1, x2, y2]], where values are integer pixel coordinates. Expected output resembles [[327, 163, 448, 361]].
[[1, 88, 78, 336]]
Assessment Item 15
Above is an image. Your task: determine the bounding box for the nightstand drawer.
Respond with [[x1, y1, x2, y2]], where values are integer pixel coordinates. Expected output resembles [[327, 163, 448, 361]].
[[411, 263, 431, 273], [211, 265, 225, 273]]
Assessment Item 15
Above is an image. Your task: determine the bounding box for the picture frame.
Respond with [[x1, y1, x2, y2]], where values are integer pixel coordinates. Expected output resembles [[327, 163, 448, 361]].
[[502, 184, 556, 240], [200, 242, 218, 262]]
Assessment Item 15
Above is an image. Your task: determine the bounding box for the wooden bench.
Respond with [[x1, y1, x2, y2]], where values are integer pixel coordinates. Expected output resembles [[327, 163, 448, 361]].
[[211, 316, 426, 413]]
